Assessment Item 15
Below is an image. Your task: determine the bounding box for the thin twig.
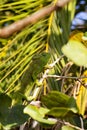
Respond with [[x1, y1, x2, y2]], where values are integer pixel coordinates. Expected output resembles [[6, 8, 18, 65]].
[[48, 55, 65, 68], [77, 79, 87, 88], [57, 120, 84, 130], [61, 62, 73, 92], [39, 55, 64, 84], [64, 121, 84, 130], [46, 74, 87, 80], [38, 54, 87, 86], [0, 0, 71, 38], [80, 116, 84, 130]]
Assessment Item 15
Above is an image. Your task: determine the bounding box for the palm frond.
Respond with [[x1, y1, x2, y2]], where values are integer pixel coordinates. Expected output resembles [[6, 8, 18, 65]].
[[0, 0, 76, 98], [0, 0, 52, 95], [47, 0, 76, 90]]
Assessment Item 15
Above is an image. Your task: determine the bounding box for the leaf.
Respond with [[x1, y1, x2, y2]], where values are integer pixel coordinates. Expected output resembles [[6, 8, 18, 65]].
[[47, 97, 78, 118], [69, 30, 83, 42], [62, 125, 75, 130], [84, 32, 87, 37], [1, 105, 29, 129], [67, 97, 78, 113], [0, 94, 11, 122], [41, 91, 78, 110], [41, 91, 70, 108], [62, 40, 87, 67], [41, 91, 78, 118], [24, 104, 56, 125], [47, 107, 75, 118], [0, 94, 28, 129], [76, 86, 87, 116], [76, 70, 87, 116]]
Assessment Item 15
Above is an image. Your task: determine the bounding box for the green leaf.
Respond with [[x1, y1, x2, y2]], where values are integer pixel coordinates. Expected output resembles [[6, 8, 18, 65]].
[[41, 91, 78, 111], [1, 105, 29, 129], [41, 91, 78, 118], [0, 94, 29, 129], [67, 97, 78, 113], [84, 32, 87, 37], [0, 94, 28, 129], [24, 104, 56, 125], [62, 125, 75, 130], [47, 107, 74, 118], [62, 40, 87, 67], [47, 104, 78, 118], [0, 94, 11, 122], [41, 91, 70, 109]]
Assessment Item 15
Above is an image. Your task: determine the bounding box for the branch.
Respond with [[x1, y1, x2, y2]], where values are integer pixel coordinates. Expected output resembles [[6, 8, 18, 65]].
[[46, 75, 87, 80], [63, 121, 84, 130], [38, 54, 87, 86], [38, 55, 64, 84], [80, 116, 84, 130], [0, 0, 71, 38], [57, 120, 84, 130]]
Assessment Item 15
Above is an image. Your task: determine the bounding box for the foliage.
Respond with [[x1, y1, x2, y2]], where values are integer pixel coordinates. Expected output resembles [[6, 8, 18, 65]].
[[24, 104, 56, 125], [0, 0, 87, 130], [62, 40, 87, 67], [0, 94, 29, 129]]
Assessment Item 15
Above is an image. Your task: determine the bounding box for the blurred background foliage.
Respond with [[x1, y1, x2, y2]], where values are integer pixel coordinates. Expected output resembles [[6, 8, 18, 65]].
[[0, 0, 87, 129]]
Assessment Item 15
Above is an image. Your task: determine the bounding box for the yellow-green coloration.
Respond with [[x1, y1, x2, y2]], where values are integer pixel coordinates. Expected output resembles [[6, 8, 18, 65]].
[[69, 30, 87, 47], [76, 70, 87, 116], [20, 52, 51, 97], [82, 32, 87, 47]]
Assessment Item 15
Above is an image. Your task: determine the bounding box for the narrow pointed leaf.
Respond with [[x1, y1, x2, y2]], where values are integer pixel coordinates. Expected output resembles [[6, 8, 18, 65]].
[[76, 71, 87, 116]]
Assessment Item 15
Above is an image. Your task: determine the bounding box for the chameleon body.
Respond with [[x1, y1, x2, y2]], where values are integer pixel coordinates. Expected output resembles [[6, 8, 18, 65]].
[[19, 52, 50, 97]]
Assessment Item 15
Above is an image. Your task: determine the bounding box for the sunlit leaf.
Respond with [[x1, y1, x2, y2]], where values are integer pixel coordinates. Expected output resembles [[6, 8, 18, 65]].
[[47, 107, 77, 118], [62, 125, 75, 130], [62, 40, 87, 67], [76, 70, 87, 116], [69, 30, 83, 42], [24, 104, 56, 125]]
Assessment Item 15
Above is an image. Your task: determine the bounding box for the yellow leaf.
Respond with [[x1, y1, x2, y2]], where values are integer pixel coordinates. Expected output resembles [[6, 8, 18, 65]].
[[69, 30, 87, 48], [76, 70, 87, 116], [69, 30, 83, 42]]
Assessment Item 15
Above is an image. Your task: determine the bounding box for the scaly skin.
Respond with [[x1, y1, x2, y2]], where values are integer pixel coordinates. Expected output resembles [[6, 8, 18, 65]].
[[20, 52, 51, 97]]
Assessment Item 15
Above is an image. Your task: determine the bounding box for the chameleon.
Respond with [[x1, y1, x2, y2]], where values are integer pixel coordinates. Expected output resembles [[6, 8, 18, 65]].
[[19, 52, 51, 97]]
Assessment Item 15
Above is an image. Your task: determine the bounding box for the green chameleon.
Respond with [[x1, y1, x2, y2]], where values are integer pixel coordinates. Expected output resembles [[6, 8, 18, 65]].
[[19, 52, 51, 97]]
